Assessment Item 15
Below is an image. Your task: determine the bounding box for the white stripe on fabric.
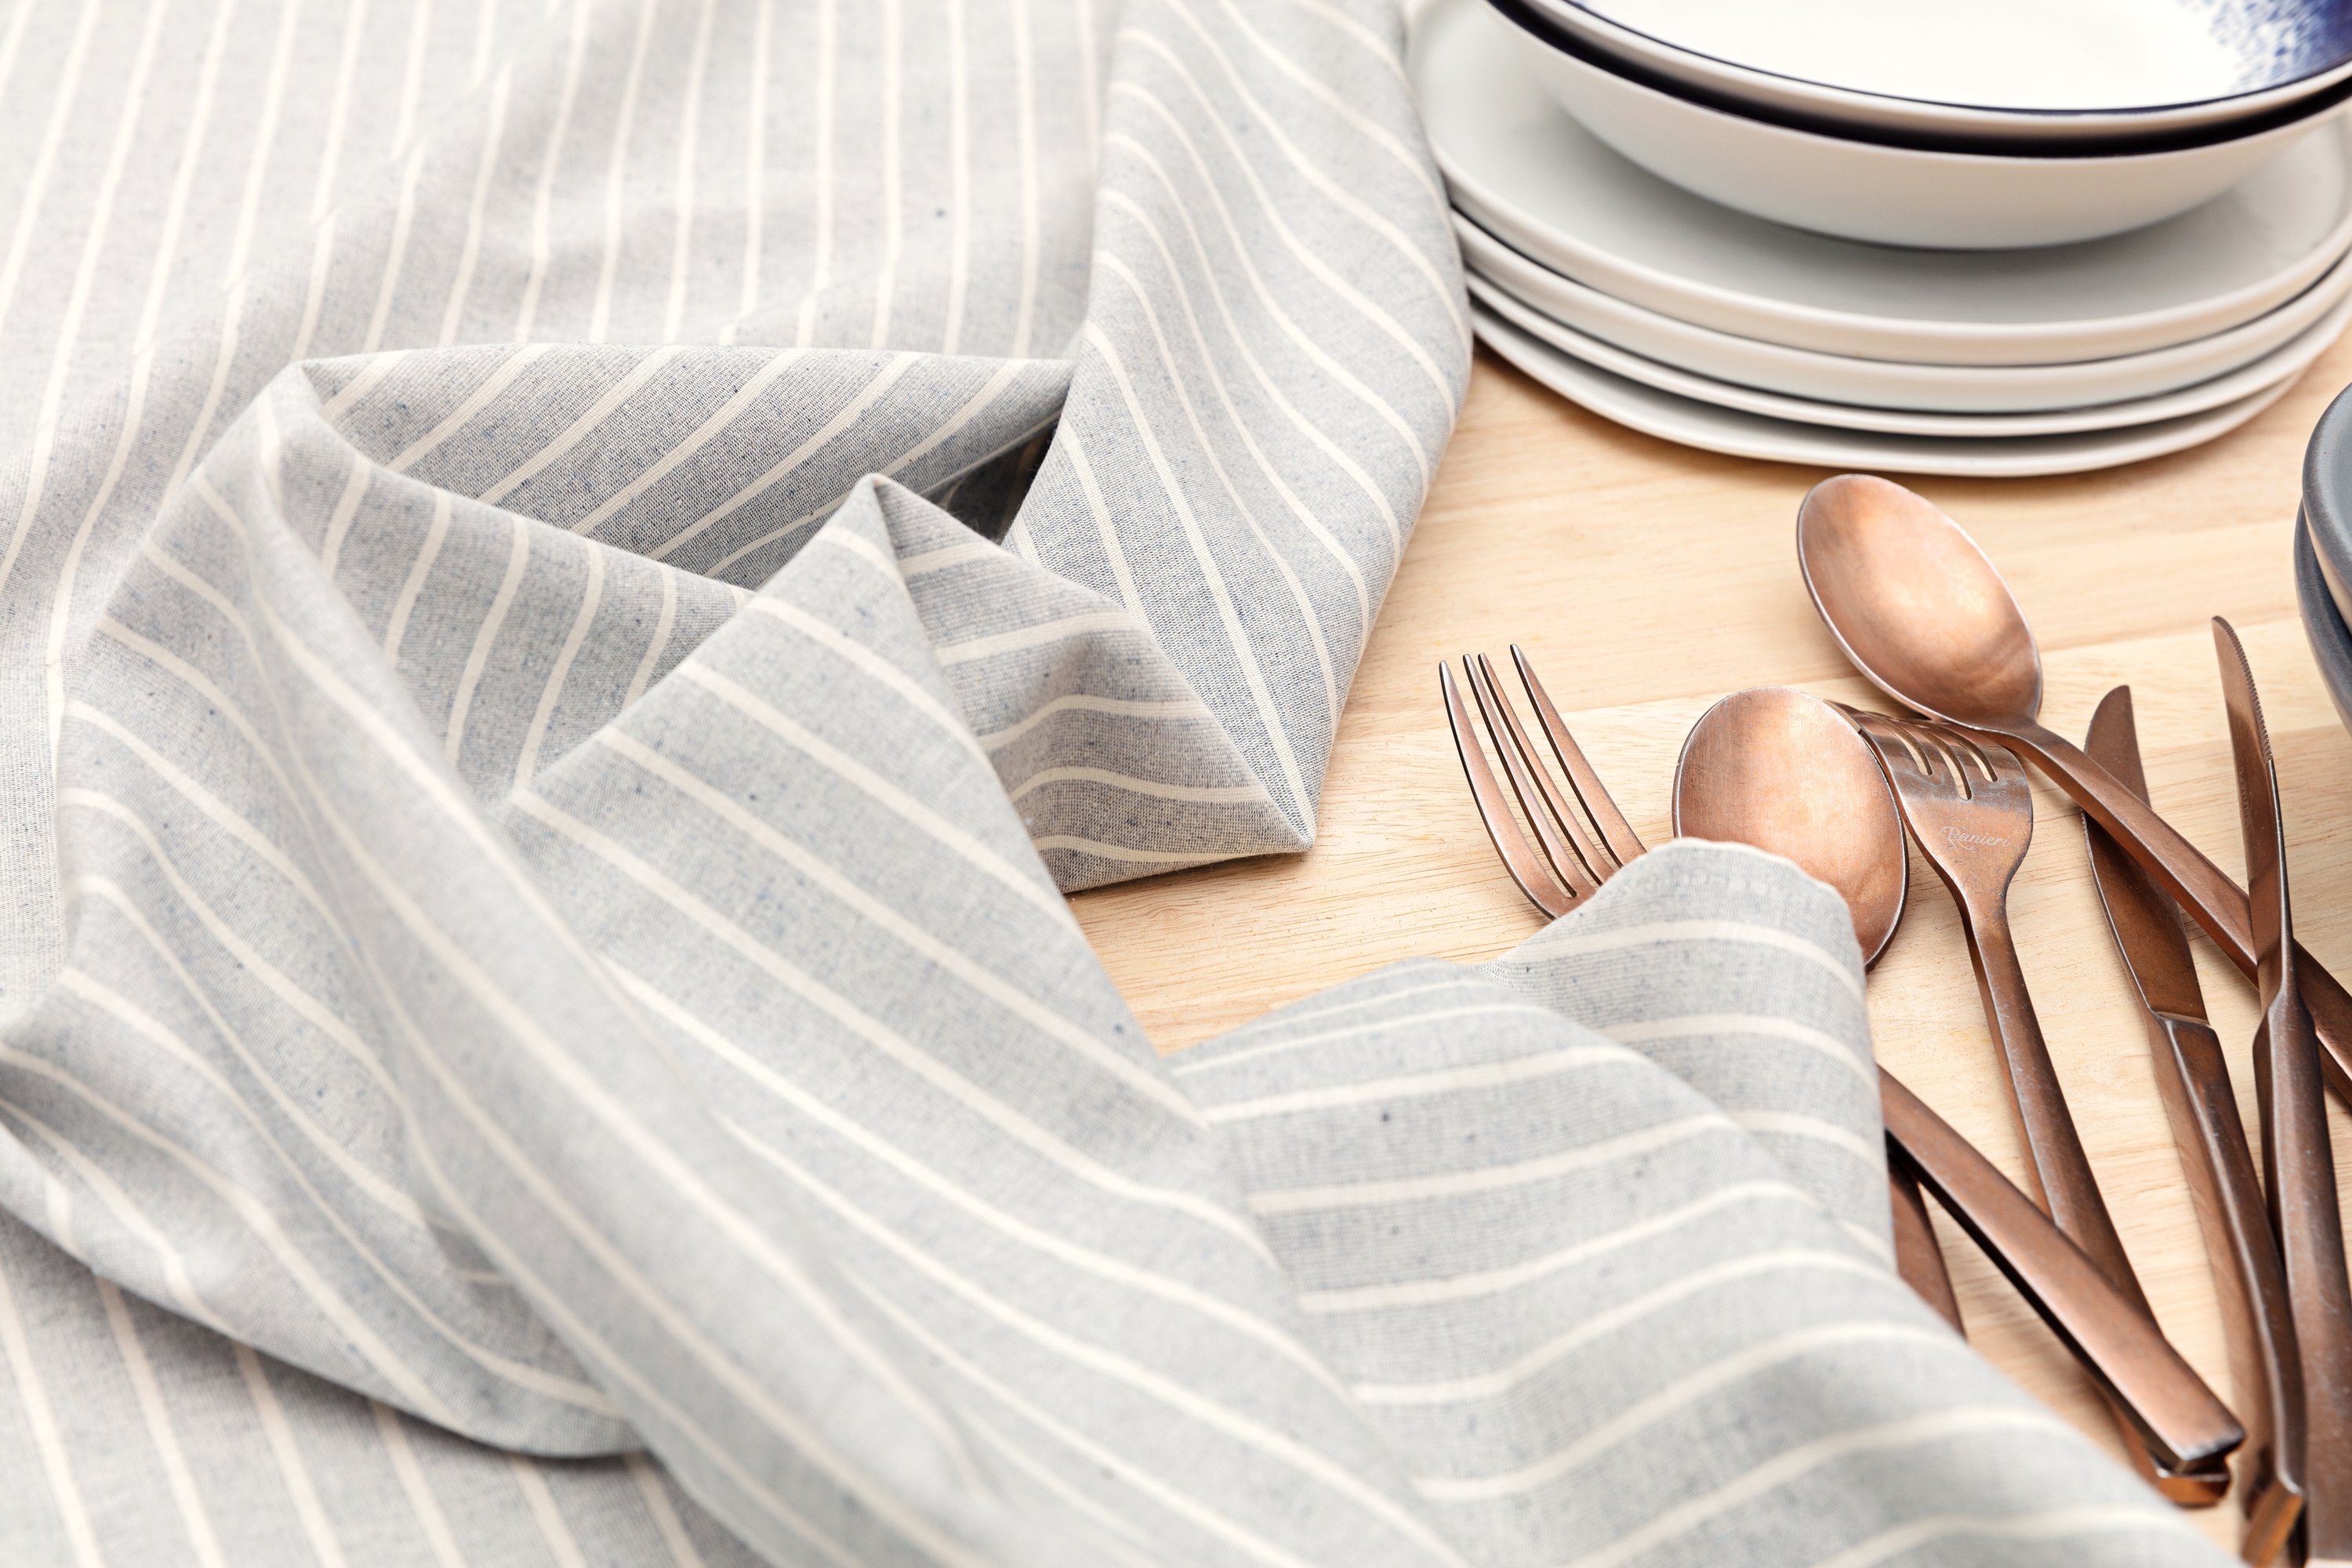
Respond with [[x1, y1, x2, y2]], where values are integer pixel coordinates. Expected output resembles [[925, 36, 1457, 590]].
[[516, 794, 1264, 1258], [1563, 1407, 2079, 1568], [1202, 1044, 1635, 1125], [95, 1279, 227, 1568], [1414, 1324, 1980, 1504], [595, 730, 1189, 1120], [0, 1246, 105, 1568], [1172, 1003, 1561, 1077], [1352, 1250, 1895, 1406], [616, 969, 1341, 1396], [670, 659, 1058, 919], [1295, 1181, 1817, 1314], [1247, 1113, 1737, 1216], [978, 693, 1213, 750], [1806, 1506, 2194, 1568]]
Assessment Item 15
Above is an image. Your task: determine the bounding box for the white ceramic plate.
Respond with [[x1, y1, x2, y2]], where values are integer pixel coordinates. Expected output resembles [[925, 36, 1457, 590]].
[[1519, 0, 2352, 148], [1472, 304, 2299, 477], [1456, 216, 2352, 412], [1415, 0, 2352, 365], [1503, 5, 2347, 249], [1468, 271, 2349, 436]]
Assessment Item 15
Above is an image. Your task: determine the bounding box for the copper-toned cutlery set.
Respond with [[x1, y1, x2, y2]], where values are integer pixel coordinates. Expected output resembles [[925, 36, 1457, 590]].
[[1441, 477, 2352, 1565]]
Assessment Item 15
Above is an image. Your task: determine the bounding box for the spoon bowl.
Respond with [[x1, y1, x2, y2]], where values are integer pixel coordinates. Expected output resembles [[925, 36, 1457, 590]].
[[1672, 685, 1908, 966], [1795, 474, 2043, 731]]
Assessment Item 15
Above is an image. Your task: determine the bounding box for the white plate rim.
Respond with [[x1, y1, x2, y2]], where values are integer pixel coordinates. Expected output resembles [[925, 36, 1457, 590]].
[[1454, 212, 2352, 412], [1470, 303, 2299, 476], [1467, 268, 2348, 434], [1417, 0, 2352, 364]]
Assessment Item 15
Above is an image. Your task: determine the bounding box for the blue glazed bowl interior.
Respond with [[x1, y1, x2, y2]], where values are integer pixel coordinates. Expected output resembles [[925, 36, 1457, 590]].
[[1559, 0, 2352, 112]]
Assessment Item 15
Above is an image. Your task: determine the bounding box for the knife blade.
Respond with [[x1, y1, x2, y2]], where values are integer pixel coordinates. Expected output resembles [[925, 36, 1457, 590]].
[[2085, 688, 2212, 1025], [2216, 618, 2352, 1566], [2085, 684, 2299, 1549]]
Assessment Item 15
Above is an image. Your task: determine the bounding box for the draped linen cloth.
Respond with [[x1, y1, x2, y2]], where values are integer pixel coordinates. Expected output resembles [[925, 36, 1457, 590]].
[[0, 0, 2234, 1563]]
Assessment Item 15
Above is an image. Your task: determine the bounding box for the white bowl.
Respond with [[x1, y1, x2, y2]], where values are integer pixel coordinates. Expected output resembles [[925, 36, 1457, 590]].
[[1514, 0, 2352, 151], [1497, 2, 2352, 249]]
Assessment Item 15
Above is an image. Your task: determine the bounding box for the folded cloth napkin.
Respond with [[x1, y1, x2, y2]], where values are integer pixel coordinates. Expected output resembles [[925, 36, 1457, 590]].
[[0, 0, 2230, 1563]]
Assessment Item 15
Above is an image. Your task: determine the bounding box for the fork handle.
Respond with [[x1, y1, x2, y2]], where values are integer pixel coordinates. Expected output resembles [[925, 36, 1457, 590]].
[[1878, 1069, 2244, 1473], [1957, 898, 2143, 1299]]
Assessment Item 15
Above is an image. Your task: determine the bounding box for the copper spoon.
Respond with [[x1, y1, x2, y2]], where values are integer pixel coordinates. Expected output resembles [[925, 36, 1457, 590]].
[[1673, 687, 2244, 1475], [1796, 474, 2352, 1109], [1673, 687, 1952, 1323]]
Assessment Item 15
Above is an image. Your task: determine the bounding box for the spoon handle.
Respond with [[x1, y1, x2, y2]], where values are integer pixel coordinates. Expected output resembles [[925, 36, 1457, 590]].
[[1878, 1067, 2244, 1473], [1886, 1156, 1963, 1333], [2005, 720, 2352, 1098]]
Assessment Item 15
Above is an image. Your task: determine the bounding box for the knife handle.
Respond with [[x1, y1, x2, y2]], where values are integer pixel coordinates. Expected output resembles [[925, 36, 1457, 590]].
[[2292, 952, 2352, 1109], [2258, 981, 2352, 1564], [2144, 1011, 2304, 1558], [1878, 1067, 2245, 1475]]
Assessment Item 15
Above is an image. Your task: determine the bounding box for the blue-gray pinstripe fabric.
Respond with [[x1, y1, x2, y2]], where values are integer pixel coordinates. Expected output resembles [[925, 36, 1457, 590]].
[[0, 0, 2230, 1563]]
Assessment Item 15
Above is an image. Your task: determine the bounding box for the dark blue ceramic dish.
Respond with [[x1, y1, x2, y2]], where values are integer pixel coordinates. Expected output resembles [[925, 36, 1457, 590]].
[[2303, 378, 2352, 631], [2296, 510, 2352, 735]]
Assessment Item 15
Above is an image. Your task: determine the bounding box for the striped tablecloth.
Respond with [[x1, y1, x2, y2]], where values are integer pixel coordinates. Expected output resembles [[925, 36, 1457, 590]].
[[0, 2, 2232, 1563]]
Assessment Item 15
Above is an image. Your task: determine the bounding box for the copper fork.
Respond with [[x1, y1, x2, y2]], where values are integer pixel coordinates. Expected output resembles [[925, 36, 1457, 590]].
[[1440, 647, 1642, 916], [1839, 706, 2228, 1504], [1441, 651, 2244, 1479]]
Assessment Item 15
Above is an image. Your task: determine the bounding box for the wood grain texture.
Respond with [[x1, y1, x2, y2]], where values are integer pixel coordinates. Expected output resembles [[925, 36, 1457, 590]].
[[1069, 337, 2352, 1549]]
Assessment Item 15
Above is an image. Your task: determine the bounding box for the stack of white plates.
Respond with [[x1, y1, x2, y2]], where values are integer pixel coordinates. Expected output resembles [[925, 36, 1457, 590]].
[[1416, 0, 2352, 476]]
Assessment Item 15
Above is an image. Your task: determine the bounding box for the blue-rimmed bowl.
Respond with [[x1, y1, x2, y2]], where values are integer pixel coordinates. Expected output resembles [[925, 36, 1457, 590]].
[[1516, 0, 2352, 154], [1488, 0, 2352, 249]]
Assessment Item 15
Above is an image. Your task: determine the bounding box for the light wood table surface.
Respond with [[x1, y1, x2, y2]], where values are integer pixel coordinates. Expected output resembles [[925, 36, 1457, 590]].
[[1070, 337, 2352, 1552]]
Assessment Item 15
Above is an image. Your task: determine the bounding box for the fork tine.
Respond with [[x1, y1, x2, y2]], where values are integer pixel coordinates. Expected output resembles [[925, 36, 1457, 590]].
[[1511, 645, 1646, 866], [1463, 657, 1602, 901], [1898, 719, 1976, 800], [1841, 704, 1933, 779], [1933, 724, 2002, 782], [1442, 662, 1577, 919], [1472, 653, 1612, 887]]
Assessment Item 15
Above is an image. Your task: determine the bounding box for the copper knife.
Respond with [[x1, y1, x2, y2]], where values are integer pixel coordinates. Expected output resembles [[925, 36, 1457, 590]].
[[2217, 618, 2352, 1567], [2085, 684, 2301, 1551]]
